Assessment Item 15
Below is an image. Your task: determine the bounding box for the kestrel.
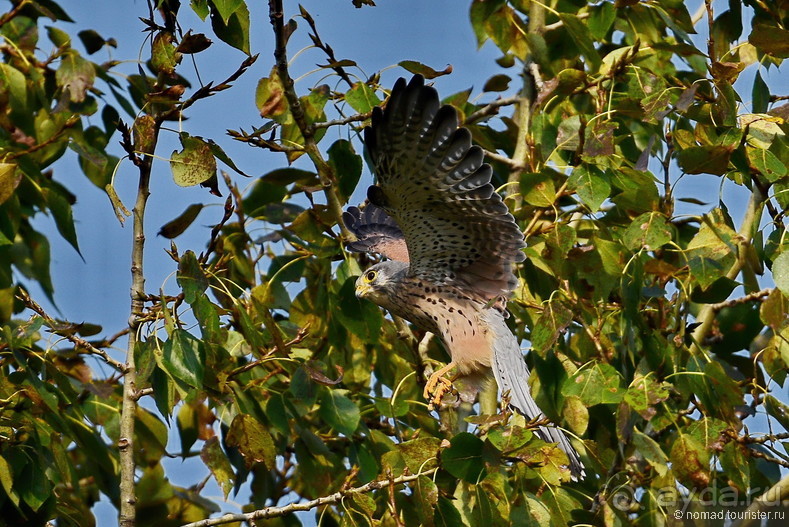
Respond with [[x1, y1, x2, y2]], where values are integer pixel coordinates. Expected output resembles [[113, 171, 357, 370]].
[[343, 75, 583, 478]]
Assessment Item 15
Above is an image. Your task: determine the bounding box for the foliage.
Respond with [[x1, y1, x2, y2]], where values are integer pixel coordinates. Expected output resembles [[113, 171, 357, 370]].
[[0, 0, 788, 526]]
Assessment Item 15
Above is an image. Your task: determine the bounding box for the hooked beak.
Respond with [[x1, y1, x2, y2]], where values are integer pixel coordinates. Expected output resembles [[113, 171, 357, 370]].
[[355, 279, 372, 299]]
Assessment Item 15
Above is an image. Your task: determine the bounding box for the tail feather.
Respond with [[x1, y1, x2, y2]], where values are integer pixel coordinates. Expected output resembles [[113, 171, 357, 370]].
[[485, 310, 585, 479]]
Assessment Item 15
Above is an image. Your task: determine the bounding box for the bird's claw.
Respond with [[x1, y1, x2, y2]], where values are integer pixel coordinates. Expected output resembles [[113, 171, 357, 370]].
[[424, 365, 457, 410]]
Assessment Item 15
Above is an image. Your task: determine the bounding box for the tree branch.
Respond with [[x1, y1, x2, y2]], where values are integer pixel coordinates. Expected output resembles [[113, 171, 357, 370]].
[[463, 95, 519, 126], [118, 110, 162, 527], [17, 290, 126, 372], [268, 0, 350, 238], [731, 473, 789, 526], [312, 111, 372, 130], [179, 468, 438, 527], [710, 288, 773, 312]]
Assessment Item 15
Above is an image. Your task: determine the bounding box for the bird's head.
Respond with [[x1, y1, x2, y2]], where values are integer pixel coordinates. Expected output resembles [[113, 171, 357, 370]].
[[355, 260, 408, 305]]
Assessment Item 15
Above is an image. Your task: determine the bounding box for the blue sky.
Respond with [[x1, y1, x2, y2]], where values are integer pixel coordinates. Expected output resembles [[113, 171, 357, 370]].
[[31, 0, 784, 524]]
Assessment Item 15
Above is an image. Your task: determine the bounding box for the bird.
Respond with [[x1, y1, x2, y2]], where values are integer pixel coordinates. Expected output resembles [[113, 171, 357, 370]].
[[342, 75, 584, 478]]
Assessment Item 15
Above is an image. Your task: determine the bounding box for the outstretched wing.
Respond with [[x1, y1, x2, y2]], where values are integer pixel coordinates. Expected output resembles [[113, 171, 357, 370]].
[[364, 75, 525, 301], [342, 203, 409, 262]]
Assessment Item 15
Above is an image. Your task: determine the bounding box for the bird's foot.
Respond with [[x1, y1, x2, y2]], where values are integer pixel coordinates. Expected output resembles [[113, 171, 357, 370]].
[[424, 362, 457, 411]]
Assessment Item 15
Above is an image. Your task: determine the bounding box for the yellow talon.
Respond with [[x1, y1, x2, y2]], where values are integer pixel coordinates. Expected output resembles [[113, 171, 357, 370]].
[[424, 362, 457, 410]]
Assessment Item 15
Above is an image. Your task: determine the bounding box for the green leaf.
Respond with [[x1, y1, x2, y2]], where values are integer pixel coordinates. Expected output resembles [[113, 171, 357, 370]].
[[397, 437, 441, 473], [207, 139, 248, 177], [749, 22, 789, 58], [191, 0, 210, 20], [176, 403, 199, 457], [435, 496, 464, 527], [0, 456, 17, 506], [413, 476, 439, 526], [226, 413, 277, 470], [670, 433, 709, 487], [210, 2, 250, 54], [170, 134, 217, 187], [318, 390, 360, 436], [568, 165, 610, 212], [56, 51, 95, 103], [177, 250, 208, 303], [562, 395, 589, 435], [211, 0, 244, 24], [559, 13, 601, 70], [487, 425, 533, 453], [328, 139, 362, 203], [136, 408, 169, 464], [531, 300, 573, 354], [333, 276, 383, 343], [345, 82, 381, 114], [151, 31, 178, 75], [752, 70, 770, 113], [677, 145, 732, 175], [562, 362, 624, 405], [624, 375, 670, 420], [747, 147, 787, 182], [588, 1, 616, 40], [158, 203, 203, 239], [0, 63, 28, 110], [398, 60, 452, 79], [631, 429, 668, 476], [46, 25, 72, 47], [78, 29, 113, 54], [622, 212, 672, 251], [162, 329, 205, 389], [0, 163, 21, 206], [520, 170, 557, 207], [42, 187, 81, 256], [200, 436, 235, 499], [774, 251, 789, 297], [441, 432, 486, 483]]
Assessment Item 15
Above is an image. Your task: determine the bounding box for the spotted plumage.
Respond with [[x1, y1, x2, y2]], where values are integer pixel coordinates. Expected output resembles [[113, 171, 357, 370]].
[[344, 75, 583, 478]]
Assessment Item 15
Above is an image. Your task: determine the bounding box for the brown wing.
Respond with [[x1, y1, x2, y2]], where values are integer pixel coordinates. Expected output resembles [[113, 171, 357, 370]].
[[364, 75, 525, 300], [342, 203, 409, 262]]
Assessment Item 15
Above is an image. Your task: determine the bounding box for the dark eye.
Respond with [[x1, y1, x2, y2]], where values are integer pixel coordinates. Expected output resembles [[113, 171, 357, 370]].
[[365, 270, 377, 282]]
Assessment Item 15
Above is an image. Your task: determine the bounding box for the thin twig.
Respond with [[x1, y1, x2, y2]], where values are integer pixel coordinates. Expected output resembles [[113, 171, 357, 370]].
[[313, 111, 372, 129], [268, 0, 350, 238], [710, 288, 773, 312], [7, 116, 80, 160], [179, 468, 438, 527], [161, 54, 259, 120], [299, 6, 355, 88], [483, 149, 526, 170], [200, 192, 235, 264], [463, 95, 520, 125], [17, 290, 126, 372]]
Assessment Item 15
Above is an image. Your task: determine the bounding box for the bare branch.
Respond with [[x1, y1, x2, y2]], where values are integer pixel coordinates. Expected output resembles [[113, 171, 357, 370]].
[[463, 95, 520, 126], [483, 149, 526, 171], [119, 99, 163, 527], [17, 290, 126, 372], [313, 111, 372, 130], [179, 468, 438, 527], [711, 288, 773, 312]]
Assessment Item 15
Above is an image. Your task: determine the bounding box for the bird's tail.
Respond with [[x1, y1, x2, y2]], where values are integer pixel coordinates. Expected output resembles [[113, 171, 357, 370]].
[[484, 309, 585, 479]]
